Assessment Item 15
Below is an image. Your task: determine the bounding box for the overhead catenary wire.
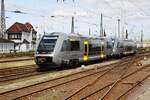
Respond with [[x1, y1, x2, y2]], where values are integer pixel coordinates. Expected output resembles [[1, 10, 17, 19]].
[[4, 0, 150, 38]]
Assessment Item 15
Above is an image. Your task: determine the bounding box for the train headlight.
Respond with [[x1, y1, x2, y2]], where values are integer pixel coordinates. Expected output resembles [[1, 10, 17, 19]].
[[100, 54, 104, 58]]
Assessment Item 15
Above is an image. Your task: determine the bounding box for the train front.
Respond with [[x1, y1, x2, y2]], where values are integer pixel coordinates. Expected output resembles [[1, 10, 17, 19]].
[[35, 33, 59, 68]]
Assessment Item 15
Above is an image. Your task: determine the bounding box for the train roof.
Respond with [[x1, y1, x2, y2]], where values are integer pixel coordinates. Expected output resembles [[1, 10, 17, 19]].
[[44, 32, 107, 40]]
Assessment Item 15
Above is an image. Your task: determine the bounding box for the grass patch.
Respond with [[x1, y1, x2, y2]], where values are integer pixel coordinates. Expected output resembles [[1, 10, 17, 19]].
[[0, 51, 34, 58], [0, 60, 35, 69]]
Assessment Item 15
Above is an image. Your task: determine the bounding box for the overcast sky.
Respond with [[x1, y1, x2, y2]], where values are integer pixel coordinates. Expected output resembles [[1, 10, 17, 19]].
[[3, 0, 150, 40]]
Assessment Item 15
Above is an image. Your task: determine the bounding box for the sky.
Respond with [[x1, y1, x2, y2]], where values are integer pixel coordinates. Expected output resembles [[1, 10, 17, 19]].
[[3, 0, 150, 40]]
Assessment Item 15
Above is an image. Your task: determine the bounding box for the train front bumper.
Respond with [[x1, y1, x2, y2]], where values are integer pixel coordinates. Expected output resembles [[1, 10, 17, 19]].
[[35, 55, 59, 68]]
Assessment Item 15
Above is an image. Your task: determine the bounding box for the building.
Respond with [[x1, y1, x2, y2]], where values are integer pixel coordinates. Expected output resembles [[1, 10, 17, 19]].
[[0, 38, 15, 53], [6, 22, 37, 52]]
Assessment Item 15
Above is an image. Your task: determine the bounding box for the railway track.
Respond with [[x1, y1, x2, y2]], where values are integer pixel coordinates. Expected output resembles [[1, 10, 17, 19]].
[[0, 52, 149, 83], [0, 57, 34, 63], [100, 64, 150, 100], [66, 55, 150, 100], [0, 53, 149, 100], [65, 56, 143, 100], [0, 65, 38, 82], [0, 54, 147, 100], [0, 56, 132, 100], [80, 64, 150, 100]]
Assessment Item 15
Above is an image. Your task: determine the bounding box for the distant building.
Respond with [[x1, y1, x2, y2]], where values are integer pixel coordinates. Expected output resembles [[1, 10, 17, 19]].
[[6, 22, 37, 52], [0, 38, 15, 53]]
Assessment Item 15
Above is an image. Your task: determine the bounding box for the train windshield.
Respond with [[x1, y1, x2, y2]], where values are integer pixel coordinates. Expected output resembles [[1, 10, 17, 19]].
[[37, 36, 58, 53]]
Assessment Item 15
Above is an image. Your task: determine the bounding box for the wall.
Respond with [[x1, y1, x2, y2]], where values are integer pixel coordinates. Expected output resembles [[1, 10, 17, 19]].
[[0, 43, 14, 53]]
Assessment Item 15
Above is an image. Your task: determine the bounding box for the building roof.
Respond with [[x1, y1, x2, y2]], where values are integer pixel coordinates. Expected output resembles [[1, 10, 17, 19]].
[[6, 22, 37, 34], [0, 38, 14, 43]]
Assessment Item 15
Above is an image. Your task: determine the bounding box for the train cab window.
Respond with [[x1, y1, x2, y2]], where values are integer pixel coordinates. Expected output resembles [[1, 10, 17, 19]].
[[37, 36, 58, 53], [70, 41, 80, 51], [61, 40, 70, 51]]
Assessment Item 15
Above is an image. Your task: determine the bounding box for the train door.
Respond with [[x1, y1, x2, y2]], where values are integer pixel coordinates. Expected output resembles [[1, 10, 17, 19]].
[[83, 41, 88, 61], [100, 40, 106, 59]]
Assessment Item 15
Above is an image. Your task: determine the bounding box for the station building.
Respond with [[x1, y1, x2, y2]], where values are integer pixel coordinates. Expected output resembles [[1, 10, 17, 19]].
[[6, 22, 37, 52]]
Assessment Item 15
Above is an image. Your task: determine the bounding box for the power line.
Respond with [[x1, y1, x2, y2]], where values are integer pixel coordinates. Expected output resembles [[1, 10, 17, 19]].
[[126, 0, 146, 16]]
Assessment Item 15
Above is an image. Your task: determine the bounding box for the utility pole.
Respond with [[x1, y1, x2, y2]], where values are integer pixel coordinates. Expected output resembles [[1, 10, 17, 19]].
[[104, 29, 106, 37], [117, 19, 120, 39], [89, 28, 91, 36], [122, 26, 124, 39], [125, 29, 128, 39], [141, 29, 143, 48], [71, 16, 74, 33], [100, 13, 103, 37], [0, 0, 6, 39]]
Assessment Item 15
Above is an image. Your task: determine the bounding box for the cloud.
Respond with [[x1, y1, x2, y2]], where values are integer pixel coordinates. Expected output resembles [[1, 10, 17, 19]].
[[52, 9, 94, 17]]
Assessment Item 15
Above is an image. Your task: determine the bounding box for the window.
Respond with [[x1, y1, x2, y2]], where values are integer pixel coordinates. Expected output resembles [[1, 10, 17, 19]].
[[70, 41, 80, 51], [117, 42, 123, 48], [14, 34, 17, 38], [61, 40, 80, 51], [17, 34, 21, 39], [61, 40, 70, 51], [12, 34, 15, 38], [107, 42, 112, 49], [8, 33, 21, 40], [37, 36, 58, 54], [89, 43, 101, 55]]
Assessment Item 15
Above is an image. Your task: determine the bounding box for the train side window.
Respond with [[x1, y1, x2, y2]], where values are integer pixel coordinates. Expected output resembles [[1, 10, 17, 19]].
[[117, 42, 123, 48], [70, 41, 80, 51]]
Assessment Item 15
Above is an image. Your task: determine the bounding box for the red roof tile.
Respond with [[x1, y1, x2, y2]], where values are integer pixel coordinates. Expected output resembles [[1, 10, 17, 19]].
[[6, 22, 37, 33]]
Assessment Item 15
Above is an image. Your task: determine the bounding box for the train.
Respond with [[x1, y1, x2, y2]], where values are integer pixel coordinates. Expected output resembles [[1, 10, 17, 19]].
[[35, 32, 137, 68]]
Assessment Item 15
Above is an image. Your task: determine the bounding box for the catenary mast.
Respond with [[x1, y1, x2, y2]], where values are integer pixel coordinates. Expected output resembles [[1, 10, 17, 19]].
[[0, 0, 6, 39]]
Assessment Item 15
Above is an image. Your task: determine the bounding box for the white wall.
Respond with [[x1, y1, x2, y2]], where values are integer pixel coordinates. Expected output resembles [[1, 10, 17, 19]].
[[9, 31, 37, 52], [22, 32, 31, 42], [0, 43, 14, 53]]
